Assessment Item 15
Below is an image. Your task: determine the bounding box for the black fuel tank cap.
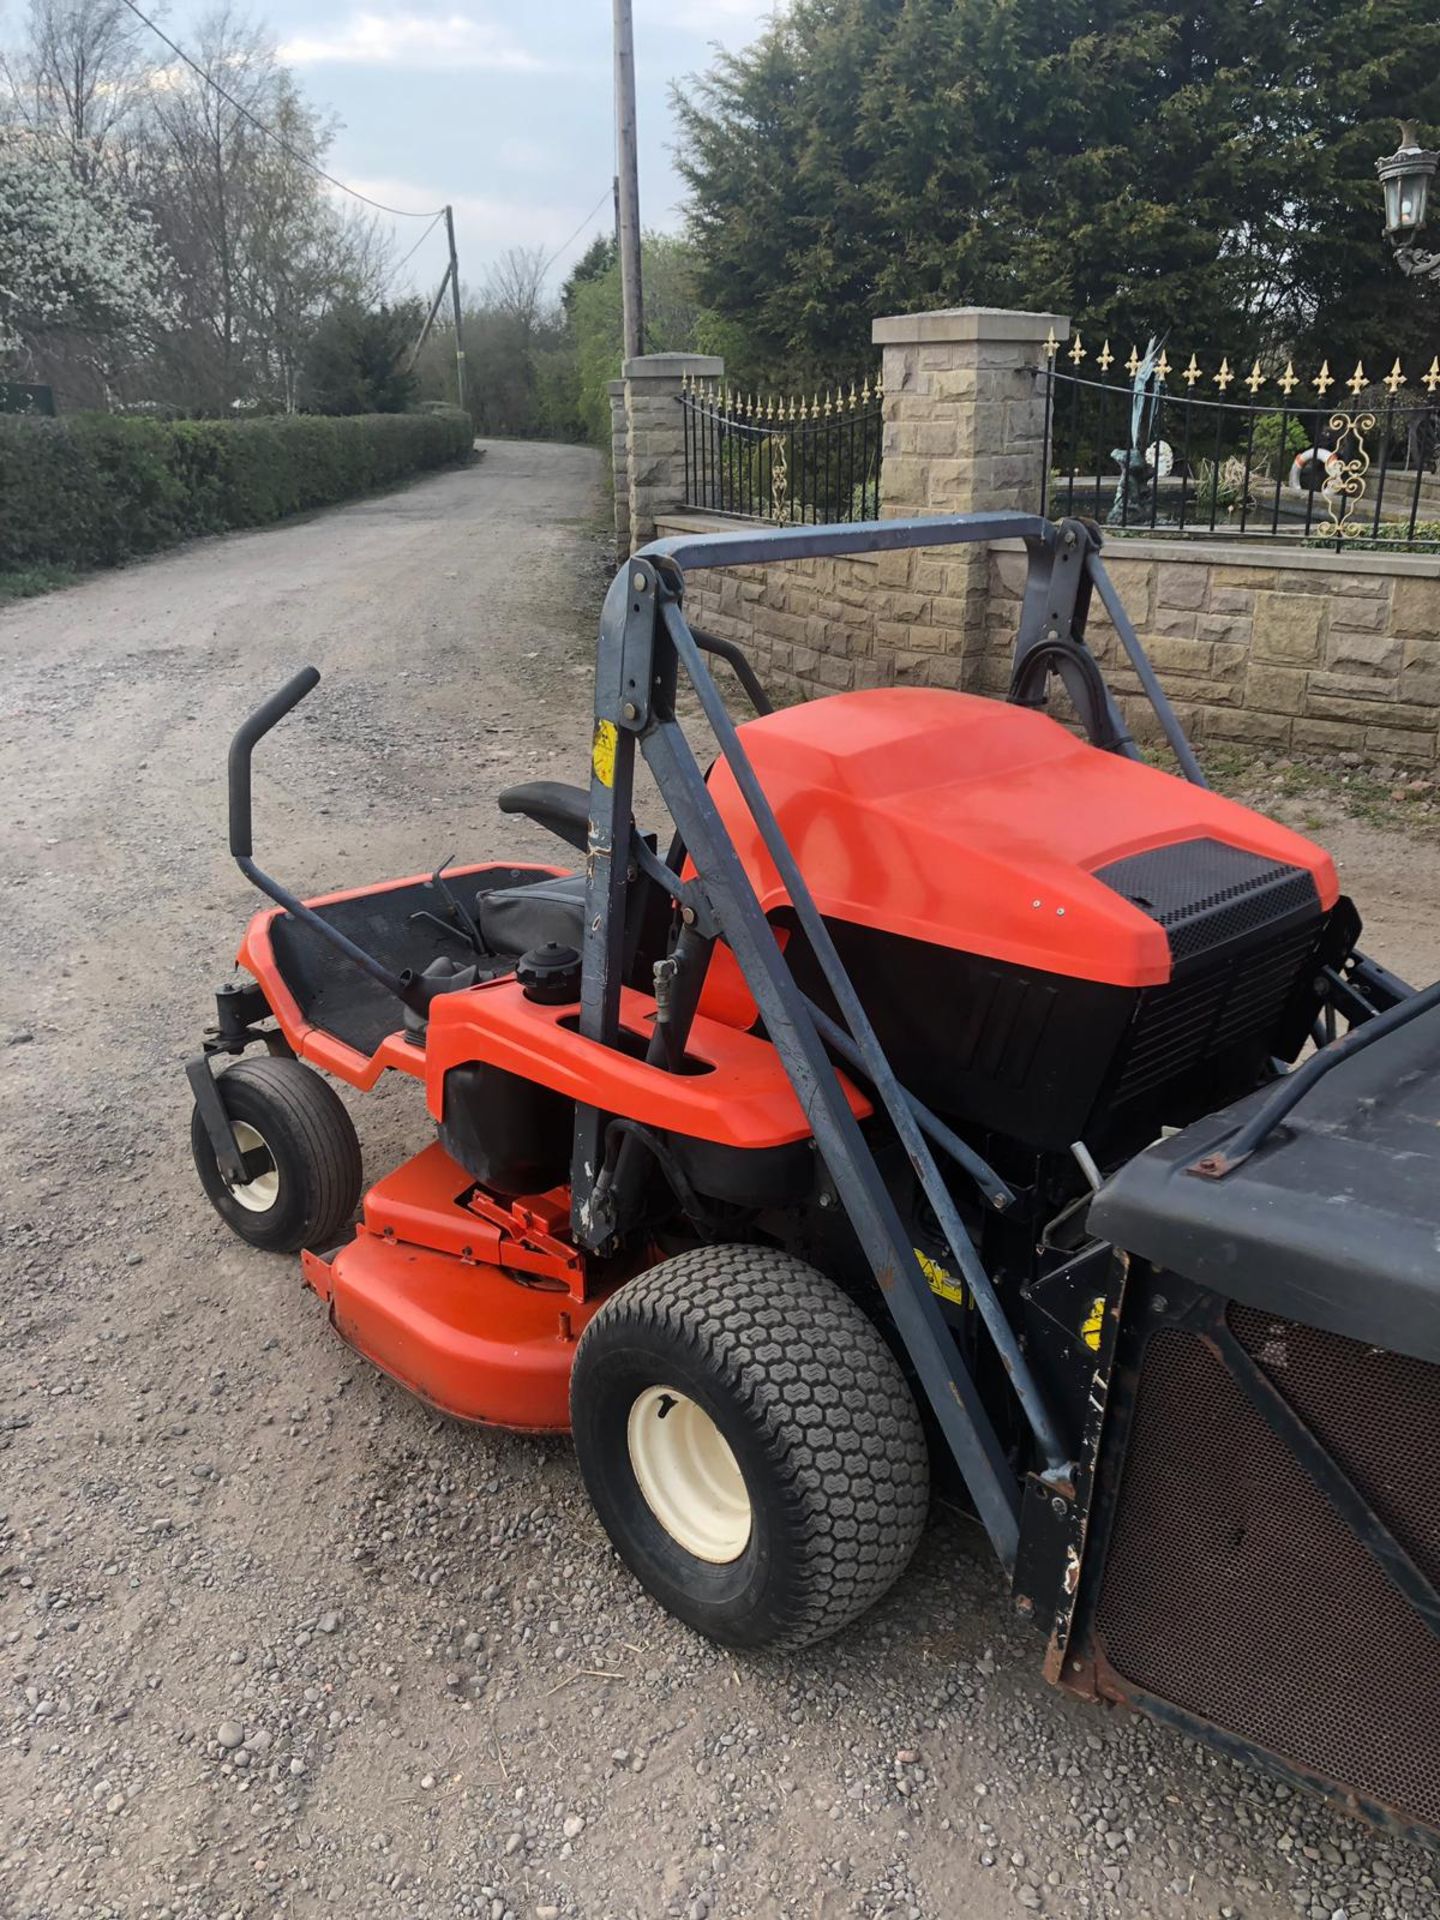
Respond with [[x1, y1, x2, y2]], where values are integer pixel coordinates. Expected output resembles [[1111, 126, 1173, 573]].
[[516, 942, 582, 1005]]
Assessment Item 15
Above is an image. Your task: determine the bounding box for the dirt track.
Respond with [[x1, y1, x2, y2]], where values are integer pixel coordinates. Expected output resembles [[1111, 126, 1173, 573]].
[[3, 439, 1439, 1920]]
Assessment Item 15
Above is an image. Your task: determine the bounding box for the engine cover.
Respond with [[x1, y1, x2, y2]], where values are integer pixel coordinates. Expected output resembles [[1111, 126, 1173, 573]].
[[705, 688, 1337, 988], [704, 690, 1338, 1150]]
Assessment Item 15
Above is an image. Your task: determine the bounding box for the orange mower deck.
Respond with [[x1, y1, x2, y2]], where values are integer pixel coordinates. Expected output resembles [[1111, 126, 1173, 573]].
[[301, 1142, 609, 1430]]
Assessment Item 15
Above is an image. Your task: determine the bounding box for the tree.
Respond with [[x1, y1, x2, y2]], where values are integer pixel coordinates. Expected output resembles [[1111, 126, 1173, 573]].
[[0, 1, 402, 413], [485, 244, 549, 334], [561, 233, 616, 318], [569, 232, 707, 443], [0, 0, 149, 177], [675, 0, 1440, 376], [303, 299, 421, 413], [0, 126, 169, 369]]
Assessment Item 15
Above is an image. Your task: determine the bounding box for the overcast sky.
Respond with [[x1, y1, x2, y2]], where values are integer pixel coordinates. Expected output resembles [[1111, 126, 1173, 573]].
[[158, 2, 780, 300]]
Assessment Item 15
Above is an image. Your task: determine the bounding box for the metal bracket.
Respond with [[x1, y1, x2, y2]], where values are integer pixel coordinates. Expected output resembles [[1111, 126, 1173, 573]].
[[185, 1056, 248, 1186], [601, 558, 667, 732]]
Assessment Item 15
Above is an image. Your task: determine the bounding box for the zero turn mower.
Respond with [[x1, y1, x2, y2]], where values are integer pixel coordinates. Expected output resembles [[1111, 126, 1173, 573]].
[[190, 513, 1440, 1843]]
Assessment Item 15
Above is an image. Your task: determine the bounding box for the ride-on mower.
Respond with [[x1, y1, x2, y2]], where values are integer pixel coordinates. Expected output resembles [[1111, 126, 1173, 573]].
[[191, 513, 1440, 1843]]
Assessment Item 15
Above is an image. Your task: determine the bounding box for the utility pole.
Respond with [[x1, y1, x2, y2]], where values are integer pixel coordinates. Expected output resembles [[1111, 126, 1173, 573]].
[[444, 204, 467, 414], [612, 0, 644, 361]]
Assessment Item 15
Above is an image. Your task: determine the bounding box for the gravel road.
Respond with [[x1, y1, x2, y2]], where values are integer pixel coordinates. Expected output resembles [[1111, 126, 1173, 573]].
[[3, 439, 1438, 1920]]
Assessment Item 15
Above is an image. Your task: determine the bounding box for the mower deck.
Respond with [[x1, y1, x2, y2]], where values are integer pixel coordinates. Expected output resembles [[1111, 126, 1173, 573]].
[[302, 1141, 605, 1430]]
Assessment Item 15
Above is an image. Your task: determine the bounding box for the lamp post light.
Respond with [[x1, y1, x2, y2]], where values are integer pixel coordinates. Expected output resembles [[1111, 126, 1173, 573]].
[[1376, 121, 1440, 281]]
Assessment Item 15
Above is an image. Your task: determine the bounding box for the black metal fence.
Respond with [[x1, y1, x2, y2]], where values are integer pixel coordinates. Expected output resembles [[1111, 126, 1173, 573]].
[[1043, 337, 1440, 551], [681, 376, 882, 524]]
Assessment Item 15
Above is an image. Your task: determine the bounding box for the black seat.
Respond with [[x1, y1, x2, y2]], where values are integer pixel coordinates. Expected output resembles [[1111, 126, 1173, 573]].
[[476, 873, 586, 957], [487, 777, 674, 978]]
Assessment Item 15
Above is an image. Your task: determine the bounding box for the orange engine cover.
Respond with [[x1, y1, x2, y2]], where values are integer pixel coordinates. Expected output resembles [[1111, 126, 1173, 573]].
[[703, 688, 1337, 992]]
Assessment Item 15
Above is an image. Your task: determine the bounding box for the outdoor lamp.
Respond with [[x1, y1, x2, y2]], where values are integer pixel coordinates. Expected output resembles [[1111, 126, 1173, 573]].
[[1377, 122, 1439, 278]]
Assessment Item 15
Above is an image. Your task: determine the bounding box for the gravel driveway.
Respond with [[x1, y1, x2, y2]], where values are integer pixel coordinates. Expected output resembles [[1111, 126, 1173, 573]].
[[2, 439, 1438, 1920]]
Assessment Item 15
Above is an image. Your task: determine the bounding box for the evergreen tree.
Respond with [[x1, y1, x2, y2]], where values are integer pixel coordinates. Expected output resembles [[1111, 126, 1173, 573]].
[[675, 0, 1440, 372], [303, 299, 421, 414]]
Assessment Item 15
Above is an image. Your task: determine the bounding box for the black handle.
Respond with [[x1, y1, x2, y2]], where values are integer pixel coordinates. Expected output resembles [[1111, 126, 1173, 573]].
[[228, 666, 320, 858]]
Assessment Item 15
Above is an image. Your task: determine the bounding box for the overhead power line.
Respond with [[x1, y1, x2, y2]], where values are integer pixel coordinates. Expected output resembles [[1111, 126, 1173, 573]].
[[115, 0, 445, 219], [540, 185, 616, 281], [392, 209, 447, 282]]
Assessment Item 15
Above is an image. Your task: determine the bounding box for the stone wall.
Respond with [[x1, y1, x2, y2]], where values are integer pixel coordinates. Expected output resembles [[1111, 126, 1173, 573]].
[[987, 540, 1440, 764], [654, 513, 978, 694]]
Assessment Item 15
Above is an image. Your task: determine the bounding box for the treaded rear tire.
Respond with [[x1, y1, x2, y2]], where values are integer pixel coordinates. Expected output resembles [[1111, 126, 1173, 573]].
[[570, 1245, 930, 1651], [191, 1056, 362, 1254]]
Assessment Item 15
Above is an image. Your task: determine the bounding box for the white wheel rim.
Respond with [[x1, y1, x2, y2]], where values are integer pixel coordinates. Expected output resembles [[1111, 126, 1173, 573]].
[[226, 1121, 280, 1213], [626, 1385, 752, 1564]]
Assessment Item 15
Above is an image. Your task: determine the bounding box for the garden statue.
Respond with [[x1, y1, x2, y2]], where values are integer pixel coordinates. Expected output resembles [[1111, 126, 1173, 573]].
[[1108, 336, 1166, 524]]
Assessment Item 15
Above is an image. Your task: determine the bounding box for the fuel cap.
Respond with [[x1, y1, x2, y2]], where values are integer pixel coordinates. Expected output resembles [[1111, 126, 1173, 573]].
[[516, 941, 582, 1005]]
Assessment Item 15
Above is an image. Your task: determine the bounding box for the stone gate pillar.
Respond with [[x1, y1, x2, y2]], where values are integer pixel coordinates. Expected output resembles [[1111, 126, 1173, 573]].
[[624, 351, 723, 551], [872, 306, 1069, 678]]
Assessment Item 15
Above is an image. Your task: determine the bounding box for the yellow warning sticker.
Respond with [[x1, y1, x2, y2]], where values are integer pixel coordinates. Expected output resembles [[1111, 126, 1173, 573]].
[[1081, 1295, 1106, 1351], [915, 1247, 968, 1309], [591, 718, 618, 788]]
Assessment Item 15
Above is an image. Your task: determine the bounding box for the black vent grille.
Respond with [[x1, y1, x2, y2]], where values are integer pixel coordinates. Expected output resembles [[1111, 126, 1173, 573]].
[[1094, 1320, 1440, 1835], [1111, 916, 1320, 1104], [1096, 838, 1319, 963]]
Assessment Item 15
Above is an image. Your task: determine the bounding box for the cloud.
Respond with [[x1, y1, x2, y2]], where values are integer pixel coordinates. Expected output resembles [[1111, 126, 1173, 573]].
[[280, 12, 546, 72], [638, 0, 778, 34]]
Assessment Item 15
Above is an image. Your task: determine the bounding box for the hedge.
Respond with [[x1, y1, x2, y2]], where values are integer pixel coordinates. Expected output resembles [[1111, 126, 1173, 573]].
[[0, 408, 475, 572]]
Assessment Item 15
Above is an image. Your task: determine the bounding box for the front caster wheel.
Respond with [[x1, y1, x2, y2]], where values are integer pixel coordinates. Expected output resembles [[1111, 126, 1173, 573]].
[[570, 1245, 930, 1652], [191, 1056, 362, 1253]]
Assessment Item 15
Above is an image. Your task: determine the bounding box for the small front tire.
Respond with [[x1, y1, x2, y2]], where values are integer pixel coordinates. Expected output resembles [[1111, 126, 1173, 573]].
[[570, 1245, 930, 1652], [191, 1056, 362, 1253]]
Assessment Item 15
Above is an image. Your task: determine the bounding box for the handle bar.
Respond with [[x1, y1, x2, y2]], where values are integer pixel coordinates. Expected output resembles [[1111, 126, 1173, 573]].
[[229, 665, 320, 858], [226, 666, 439, 1017]]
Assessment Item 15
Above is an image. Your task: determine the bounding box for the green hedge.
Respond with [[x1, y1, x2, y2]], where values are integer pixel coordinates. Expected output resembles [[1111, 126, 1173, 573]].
[[0, 408, 474, 572]]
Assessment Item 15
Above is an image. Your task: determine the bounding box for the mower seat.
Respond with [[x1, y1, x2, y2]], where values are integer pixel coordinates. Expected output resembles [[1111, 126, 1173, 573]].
[[477, 874, 586, 957]]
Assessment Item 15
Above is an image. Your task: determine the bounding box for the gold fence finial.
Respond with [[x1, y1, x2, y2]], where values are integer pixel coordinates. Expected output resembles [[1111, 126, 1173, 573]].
[[1183, 353, 1202, 388], [1125, 344, 1141, 377], [1043, 326, 1059, 359], [1097, 340, 1114, 372], [1314, 359, 1334, 395], [1347, 359, 1368, 396], [1245, 359, 1265, 394], [1214, 357, 1234, 391], [1278, 361, 1299, 396], [1068, 332, 1086, 366], [1155, 348, 1171, 380], [1384, 358, 1407, 395], [1424, 357, 1440, 394]]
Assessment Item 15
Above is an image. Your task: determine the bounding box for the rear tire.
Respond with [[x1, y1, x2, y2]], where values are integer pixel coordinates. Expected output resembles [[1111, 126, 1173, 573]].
[[191, 1056, 361, 1253], [570, 1245, 930, 1651]]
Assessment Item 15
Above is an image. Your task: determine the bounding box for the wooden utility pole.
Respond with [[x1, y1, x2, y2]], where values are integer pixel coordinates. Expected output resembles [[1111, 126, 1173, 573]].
[[612, 0, 644, 361], [444, 204, 467, 414]]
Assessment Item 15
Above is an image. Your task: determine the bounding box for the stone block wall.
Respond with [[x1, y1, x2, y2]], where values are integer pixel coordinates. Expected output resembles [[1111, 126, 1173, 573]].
[[653, 516, 980, 695], [987, 542, 1440, 764]]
